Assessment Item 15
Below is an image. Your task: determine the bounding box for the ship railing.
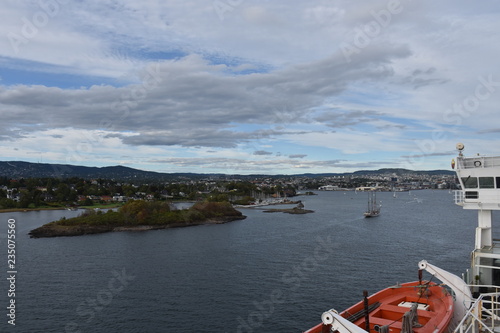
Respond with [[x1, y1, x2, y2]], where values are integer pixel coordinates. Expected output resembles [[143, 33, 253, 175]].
[[453, 286, 500, 333], [453, 190, 500, 207], [454, 190, 464, 206], [457, 156, 500, 169]]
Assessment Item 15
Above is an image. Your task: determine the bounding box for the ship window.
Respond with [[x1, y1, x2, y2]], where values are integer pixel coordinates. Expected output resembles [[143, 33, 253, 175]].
[[465, 191, 478, 199], [462, 177, 478, 188], [497, 177, 500, 188], [479, 177, 495, 189]]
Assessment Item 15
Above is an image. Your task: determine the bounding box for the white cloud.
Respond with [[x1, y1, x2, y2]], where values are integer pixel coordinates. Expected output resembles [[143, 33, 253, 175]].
[[1, 0, 500, 174]]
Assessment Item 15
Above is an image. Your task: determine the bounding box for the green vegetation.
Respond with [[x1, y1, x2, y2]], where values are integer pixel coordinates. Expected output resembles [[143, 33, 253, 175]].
[[29, 200, 245, 238], [78, 202, 123, 210], [0, 169, 456, 213], [262, 207, 314, 214], [0, 175, 298, 211]]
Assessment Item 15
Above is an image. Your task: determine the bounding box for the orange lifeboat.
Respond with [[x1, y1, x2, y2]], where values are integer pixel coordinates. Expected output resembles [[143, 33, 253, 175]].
[[303, 280, 454, 333]]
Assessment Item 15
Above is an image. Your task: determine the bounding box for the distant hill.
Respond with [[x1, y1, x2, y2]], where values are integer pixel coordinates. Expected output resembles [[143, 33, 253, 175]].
[[279, 168, 454, 178], [0, 161, 454, 181], [0, 161, 209, 181], [351, 168, 454, 176]]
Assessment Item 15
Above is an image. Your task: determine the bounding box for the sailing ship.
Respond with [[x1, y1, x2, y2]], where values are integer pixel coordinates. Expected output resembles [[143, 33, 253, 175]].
[[304, 143, 500, 333], [363, 191, 381, 217]]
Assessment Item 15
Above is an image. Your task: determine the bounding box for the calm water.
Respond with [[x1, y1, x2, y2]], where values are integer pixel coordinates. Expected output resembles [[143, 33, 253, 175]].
[[0, 190, 488, 332]]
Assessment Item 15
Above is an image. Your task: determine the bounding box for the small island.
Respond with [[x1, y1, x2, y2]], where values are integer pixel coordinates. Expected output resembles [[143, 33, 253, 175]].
[[262, 207, 314, 214], [29, 200, 246, 238], [262, 202, 313, 214]]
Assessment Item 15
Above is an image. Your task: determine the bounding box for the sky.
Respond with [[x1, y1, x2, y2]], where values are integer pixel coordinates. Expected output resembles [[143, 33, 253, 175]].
[[1, 0, 500, 175]]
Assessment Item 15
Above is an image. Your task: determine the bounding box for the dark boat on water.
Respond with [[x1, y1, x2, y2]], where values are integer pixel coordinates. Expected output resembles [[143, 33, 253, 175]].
[[363, 191, 380, 218]]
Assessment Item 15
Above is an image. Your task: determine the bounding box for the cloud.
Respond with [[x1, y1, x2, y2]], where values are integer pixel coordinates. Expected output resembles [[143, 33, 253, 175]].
[[315, 109, 383, 128], [253, 150, 273, 156], [148, 156, 397, 173], [2, 1, 500, 174], [477, 128, 500, 134], [0, 46, 411, 149], [400, 151, 455, 159]]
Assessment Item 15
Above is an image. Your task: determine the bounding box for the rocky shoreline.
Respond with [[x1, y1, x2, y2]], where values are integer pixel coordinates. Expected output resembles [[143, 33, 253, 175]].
[[262, 207, 314, 214], [29, 215, 246, 238]]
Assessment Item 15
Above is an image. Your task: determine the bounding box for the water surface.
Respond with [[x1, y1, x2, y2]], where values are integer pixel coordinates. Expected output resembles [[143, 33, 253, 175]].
[[0, 190, 485, 332]]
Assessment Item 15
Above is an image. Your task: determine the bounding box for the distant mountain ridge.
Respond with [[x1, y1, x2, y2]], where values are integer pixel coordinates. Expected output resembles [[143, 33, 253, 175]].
[[0, 161, 454, 181], [352, 168, 454, 176], [0, 161, 203, 181]]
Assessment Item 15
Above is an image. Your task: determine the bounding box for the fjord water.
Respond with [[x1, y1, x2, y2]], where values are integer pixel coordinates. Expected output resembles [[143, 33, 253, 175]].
[[0, 190, 485, 332]]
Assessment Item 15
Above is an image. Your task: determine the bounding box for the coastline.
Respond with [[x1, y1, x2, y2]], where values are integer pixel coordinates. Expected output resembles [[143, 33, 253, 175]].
[[113, 216, 246, 231], [262, 208, 314, 214], [0, 207, 68, 213], [29, 215, 247, 238], [0, 204, 123, 213]]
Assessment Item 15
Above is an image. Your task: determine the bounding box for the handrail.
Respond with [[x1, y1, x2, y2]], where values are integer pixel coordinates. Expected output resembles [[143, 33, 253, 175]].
[[453, 189, 500, 207], [454, 190, 464, 205], [453, 286, 500, 333], [457, 156, 500, 169]]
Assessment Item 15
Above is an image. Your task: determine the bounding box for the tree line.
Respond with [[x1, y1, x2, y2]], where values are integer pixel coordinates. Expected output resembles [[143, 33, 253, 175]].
[[0, 176, 298, 210]]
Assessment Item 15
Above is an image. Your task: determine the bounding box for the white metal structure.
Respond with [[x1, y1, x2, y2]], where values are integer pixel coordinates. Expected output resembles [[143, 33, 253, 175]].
[[321, 309, 369, 333], [454, 143, 500, 287], [452, 143, 500, 333]]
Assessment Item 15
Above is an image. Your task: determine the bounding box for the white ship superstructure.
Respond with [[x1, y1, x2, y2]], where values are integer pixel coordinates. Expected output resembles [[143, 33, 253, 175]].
[[453, 143, 500, 333], [454, 143, 500, 289]]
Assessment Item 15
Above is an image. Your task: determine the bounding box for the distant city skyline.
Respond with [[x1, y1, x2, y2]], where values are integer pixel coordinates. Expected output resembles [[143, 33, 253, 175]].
[[1, 1, 499, 174]]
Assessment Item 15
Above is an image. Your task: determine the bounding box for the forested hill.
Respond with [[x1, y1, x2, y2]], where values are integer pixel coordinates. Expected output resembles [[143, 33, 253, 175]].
[[0, 161, 203, 181], [0, 161, 454, 181]]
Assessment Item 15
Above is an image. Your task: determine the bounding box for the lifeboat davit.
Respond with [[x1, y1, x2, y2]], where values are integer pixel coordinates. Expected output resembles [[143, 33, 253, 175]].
[[304, 280, 454, 333]]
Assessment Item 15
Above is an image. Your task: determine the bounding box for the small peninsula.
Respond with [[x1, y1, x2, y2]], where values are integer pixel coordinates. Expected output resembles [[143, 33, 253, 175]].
[[29, 200, 246, 238]]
